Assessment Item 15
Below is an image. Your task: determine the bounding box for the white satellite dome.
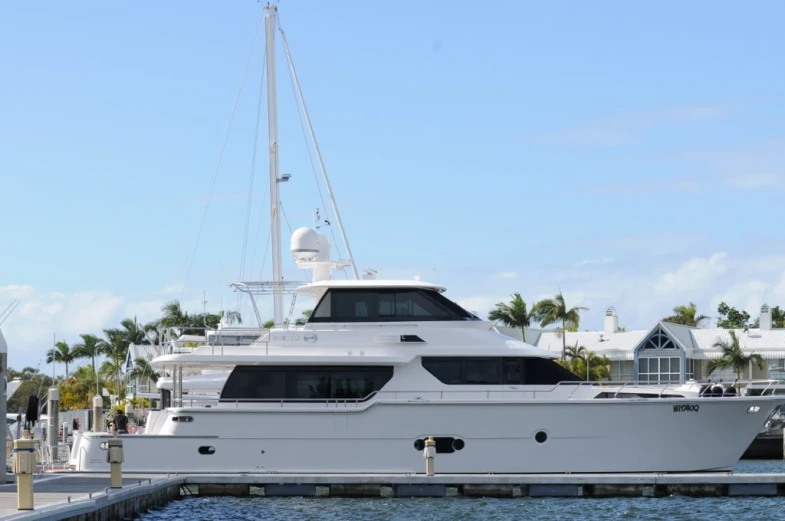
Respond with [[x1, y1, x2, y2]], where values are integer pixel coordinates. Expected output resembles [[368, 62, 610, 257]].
[[290, 227, 320, 261]]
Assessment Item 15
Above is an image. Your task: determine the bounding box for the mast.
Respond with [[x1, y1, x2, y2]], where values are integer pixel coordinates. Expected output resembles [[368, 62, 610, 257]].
[[265, 3, 284, 326]]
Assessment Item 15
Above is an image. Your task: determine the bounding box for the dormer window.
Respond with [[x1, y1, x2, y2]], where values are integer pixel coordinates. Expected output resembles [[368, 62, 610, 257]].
[[309, 288, 478, 323]]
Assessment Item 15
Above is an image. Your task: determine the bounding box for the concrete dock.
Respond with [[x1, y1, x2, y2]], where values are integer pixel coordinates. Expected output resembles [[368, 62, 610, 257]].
[[4, 472, 785, 519]]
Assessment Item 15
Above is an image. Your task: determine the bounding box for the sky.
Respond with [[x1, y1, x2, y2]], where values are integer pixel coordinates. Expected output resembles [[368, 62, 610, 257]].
[[1, 0, 784, 372]]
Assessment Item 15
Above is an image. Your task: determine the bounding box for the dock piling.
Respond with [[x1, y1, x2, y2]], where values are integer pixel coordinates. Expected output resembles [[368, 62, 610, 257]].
[[13, 438, 36, 510], [424, 436, 436, 476], [107, 438, 124, 489]]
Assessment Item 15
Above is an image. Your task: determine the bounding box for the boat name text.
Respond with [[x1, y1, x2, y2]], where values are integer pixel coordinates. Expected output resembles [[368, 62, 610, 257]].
[[673, 404, 699, 413]]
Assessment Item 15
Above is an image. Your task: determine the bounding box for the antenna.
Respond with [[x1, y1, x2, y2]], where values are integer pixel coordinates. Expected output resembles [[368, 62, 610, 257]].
[[313, 207, 330, 230]]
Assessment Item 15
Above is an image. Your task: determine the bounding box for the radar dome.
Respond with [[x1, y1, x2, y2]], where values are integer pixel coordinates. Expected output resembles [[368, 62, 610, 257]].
[[291, 227, 320, 261]]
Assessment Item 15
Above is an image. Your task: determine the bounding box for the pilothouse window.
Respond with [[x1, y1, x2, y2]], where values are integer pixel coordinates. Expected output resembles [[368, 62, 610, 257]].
[[309, 289, 478, 323]]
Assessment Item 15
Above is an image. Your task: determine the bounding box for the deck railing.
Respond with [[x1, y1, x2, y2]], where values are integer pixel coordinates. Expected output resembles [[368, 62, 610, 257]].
[[163, 326, 270, 356], [162, 378, 785, 410]]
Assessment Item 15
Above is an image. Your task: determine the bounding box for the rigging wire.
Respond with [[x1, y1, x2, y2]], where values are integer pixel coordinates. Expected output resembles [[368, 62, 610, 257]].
[[279, 200, 294, 234], [236, 52, 268, 314], [257, 230, 272, 282], [276, 14, 359, 279], [0, 299, 19, 326], [179, 9, 266, 303]]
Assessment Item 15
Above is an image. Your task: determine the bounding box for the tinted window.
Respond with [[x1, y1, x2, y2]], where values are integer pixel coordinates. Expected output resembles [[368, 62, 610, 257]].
[[221, 368, 285, 399], [524, 358, 582, 385], [220, 366, 393, 401], [503, 358, 524, 385], [422, 358, 462, 384], [309, 289, 479, 322], [422, 357, 581, 385], [465, 358, 501, 384]]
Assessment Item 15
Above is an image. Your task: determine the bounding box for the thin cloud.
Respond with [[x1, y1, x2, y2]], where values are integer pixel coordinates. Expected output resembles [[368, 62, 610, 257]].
[[722, 173, 785, 191], [498, 271, 518, 279], [538, 104, 729, 147], [579, 258, 614, 267]]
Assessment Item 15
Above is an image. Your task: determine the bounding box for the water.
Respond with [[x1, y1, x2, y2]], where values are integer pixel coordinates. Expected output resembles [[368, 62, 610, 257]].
[[137, 460, 785, 521]]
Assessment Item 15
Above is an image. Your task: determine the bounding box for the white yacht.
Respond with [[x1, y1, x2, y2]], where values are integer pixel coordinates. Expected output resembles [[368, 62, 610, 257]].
[[71, 225, 785, 473], [70, 5, 785, 474]]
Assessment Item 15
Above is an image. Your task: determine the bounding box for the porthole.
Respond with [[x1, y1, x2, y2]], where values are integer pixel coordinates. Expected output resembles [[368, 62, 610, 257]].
[[534, 431, 548, 444], [198, 446, 216, 455], [452, 439, 465, 451], [172, 416, 194, 423], [413, 439, 425, 451]]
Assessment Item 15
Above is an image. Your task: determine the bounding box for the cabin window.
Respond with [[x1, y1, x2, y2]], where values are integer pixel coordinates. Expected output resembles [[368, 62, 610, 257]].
[[465, 358, 501, 384], [503, 358, 524, 385], [309, 289, 478, 323], [220, 365, 393, 401], [422, 357, 581, 385]]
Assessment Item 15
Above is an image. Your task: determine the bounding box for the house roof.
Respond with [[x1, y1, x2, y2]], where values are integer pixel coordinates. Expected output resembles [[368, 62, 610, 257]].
[[526, 322, 785, 361], [535, 330, 649, 361], [689, 328, 785, 359]]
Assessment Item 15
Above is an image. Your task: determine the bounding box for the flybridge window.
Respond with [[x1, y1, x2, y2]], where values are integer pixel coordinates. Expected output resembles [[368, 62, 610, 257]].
[[422, 357, 582, 385], [309, 288, 478, 323], [220, 365, 394, 401]]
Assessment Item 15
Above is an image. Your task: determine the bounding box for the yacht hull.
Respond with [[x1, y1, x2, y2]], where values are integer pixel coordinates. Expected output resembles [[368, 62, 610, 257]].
[[73, 396, 783, 473]]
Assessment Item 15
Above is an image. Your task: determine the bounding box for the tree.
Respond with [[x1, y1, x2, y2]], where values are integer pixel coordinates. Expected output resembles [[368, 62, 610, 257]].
[[6, 366, 54, 416], [564, 342, 587, 363], [263, 319, 275, 329], [72, 333, 107, 394], [221, 310, 243, 325], [295, 309, 313, 327], [117, 317, 148, 345], [771, 306, 785, 328], [489, 293, 536, 342], [577, 351, 612, 381], [663, 302, 709, 327], [60, 366, 99, 410], [558, 346, 610, 381], [129, 358, 161, 384], [101, 328, 131, 399], [46, 341, 76, 377], [533, 292, 588, 360], [716, 302, 752, 329], [705, 330, 764, 380]]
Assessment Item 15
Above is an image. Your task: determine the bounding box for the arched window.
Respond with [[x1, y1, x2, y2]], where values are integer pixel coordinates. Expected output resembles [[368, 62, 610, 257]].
[[644, 331, 676, 350]]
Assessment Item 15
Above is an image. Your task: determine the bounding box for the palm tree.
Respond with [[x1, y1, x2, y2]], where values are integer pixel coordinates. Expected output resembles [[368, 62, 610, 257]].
[[564, 342, 587, 363], [160, 301, 192, 334], [263, 319, 275, 329], [663, 302, 709, 327], [533, 291, 588, 360], [72, 333, 108, 394], [294, 309, 313, 327], [706, 330, 764, 380], [577, 351, 611, 381], [221, 310, 243, 325], [772, 306, 785, 329], [98, 359, 124, 395], [46, 341, 76, 377], [488, 293, 535, 342], [129, 358, 161, 384], [118, 317, 148, 345]]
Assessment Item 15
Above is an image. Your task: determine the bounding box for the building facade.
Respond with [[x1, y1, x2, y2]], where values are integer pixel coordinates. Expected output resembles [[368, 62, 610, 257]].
[[501, 304, 784, 384]]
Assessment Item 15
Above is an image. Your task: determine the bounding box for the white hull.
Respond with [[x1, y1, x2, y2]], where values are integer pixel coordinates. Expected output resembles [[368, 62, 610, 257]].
[[74, 396, 782, 473]]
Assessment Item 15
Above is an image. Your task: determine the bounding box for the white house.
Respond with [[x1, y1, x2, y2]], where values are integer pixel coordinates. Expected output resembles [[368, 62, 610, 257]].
[[499, 304, 785, 384]]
